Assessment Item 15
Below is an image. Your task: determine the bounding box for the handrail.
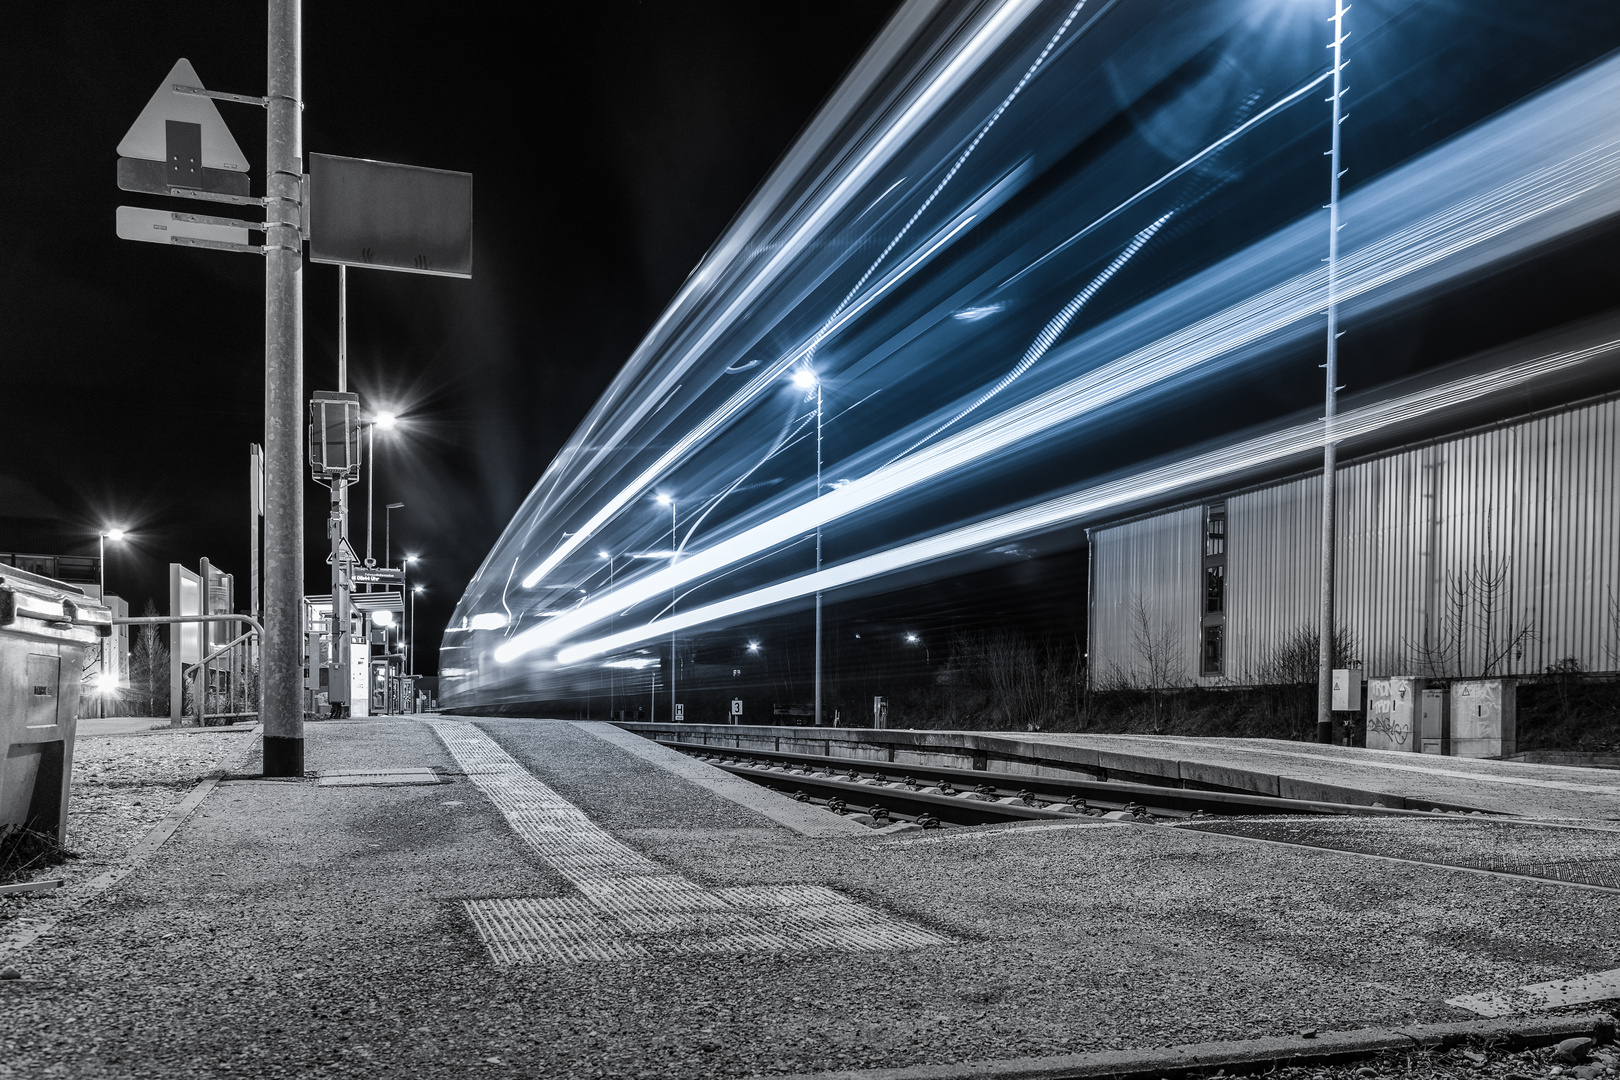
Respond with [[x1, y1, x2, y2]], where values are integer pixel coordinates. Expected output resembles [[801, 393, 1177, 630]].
[[113, 614, 264, 634], [187, 629, 257, 726], [113, 615, 263, 727]]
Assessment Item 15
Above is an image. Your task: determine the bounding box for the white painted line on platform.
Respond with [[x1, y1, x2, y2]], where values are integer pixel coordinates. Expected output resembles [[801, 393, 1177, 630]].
[[1447, 968, 1620, 1016], [429, 719, 951, 964]]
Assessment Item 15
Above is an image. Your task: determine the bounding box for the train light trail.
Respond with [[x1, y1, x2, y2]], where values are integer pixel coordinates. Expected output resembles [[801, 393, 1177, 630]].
[[554, 334, 1620, 665], [493, 99, 1620, 668]]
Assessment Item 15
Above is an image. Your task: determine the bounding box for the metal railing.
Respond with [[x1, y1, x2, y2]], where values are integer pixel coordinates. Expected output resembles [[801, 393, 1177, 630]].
[[113, 615, 263, 728]]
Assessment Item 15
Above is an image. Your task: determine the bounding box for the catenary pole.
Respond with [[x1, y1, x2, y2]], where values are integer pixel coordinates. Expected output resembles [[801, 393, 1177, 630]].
[[669, 497, 677, 722], [262, 0, 304, 775], [1316, 0, 1348, 744], [813, 379, 823, 727]]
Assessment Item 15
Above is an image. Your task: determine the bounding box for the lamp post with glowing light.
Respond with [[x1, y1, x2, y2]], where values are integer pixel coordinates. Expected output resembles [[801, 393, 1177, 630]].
[[365, 410, 398, 575], [403, 553, 418, 670], [600, 550, 616, 718], [656, 493, 676, 721], [411, 584, 423, 677], [385, 502, 405, 568], [792, 367, 823, 726], [1316, 0, 1349, 744], [98, 528, 127, 715]]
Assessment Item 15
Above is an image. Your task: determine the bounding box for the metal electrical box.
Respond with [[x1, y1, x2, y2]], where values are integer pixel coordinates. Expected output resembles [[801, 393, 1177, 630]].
[[873, 696, 890, 730], [1420, 688, 1450, 755], [1331, 665, 1363, 711], [308, 391, 362, 481], [1364, 677, 1422, 752], [1451, 679, 1516, 758]]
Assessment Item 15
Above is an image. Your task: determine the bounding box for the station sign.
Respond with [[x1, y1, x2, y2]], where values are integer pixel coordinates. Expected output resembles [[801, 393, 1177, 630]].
[[351, 568, 406, 585], [308, 153, 473, 278], [115, 206, 252, 249]]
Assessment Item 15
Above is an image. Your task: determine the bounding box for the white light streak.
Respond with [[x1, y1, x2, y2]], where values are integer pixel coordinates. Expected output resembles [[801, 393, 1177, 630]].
[[513, 0, 1048, 589], [494, 135, 1620, 666], [556, 336, 1620, 663]]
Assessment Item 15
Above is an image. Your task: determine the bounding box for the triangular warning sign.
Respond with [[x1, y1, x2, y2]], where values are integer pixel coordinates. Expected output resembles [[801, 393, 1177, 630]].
[[325, 538, 361, 567], [117, 58, 250, 174]]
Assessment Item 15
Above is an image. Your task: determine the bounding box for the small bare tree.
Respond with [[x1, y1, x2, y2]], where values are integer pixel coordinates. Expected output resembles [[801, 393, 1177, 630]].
[[129, 600, 171, 718], [1098, 592, 1187, 732]]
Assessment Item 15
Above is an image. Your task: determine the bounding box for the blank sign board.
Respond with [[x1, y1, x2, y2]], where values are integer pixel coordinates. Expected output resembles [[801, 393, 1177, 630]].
[[309, 153, 472, 278]]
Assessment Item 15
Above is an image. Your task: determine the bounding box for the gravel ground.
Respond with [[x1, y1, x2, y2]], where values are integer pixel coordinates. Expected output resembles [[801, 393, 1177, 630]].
[[2, 717, 1618, 1080], [1271, 1037, 1617, 1080], [1, 728, 257, 926]]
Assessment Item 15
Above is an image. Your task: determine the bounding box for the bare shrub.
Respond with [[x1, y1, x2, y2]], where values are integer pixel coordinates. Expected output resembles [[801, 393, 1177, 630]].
[[1408, 519, 1536, 678]]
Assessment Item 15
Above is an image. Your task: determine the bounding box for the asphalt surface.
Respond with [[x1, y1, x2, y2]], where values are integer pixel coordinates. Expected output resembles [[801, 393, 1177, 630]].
[[2, 717, 1618, 1078]]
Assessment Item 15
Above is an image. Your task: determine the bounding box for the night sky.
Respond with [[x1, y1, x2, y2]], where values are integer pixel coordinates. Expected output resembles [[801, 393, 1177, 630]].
[[1, 2, 901, 672]]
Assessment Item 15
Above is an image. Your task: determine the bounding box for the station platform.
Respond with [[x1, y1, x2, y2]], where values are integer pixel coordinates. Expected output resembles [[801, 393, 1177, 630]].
[[624, 722, 1620, 821], [4, 717, 1620, 1078]]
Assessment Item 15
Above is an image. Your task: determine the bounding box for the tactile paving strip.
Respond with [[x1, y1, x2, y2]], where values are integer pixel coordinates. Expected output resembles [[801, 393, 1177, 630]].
[[1178, 816, 1620, 890], [429, 720, 951, 963]]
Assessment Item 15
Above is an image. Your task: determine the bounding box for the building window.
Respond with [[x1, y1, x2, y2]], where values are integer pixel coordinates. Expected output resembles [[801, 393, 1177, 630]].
[[1204, 565, 1224, 614], [1202, 625, 1224, 675], [1201, 502, 1227, 677]]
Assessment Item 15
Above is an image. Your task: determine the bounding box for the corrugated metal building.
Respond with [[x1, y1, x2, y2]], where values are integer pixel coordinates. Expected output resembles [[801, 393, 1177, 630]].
[[1088, 395, 1620, 687]]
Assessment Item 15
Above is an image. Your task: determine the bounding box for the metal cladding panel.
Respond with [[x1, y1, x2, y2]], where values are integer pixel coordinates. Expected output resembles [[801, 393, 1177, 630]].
[[1227, 476, 1320, 682], [1101, 397, 1620, 686], [1089, 507, 1202, 687]]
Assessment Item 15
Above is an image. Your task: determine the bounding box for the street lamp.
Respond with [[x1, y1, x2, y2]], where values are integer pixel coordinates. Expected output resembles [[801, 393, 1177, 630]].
[[792, 367, 824, 726], [385, 502, 405, 568], [655, 493, 676, 720], [98, 528, 127, 717], [363, 408, 402, 575], [411, 584, 423, 677], [1316, 0, 1349, 743], [600, 550, 616, 718], [906, 632, 930, 667]]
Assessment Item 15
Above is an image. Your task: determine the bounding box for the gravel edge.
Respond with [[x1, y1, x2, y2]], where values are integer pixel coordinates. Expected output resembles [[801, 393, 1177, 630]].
[[774, 1012, 1618, 1080]]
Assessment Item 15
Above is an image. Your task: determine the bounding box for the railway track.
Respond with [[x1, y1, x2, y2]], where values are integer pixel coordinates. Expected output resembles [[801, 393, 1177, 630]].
[[662, 739, 1468, 828], [666, 741, 1620, 893]]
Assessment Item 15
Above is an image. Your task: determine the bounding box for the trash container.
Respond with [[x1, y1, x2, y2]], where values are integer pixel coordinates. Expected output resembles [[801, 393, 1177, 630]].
[[0, 566, 111, 845]]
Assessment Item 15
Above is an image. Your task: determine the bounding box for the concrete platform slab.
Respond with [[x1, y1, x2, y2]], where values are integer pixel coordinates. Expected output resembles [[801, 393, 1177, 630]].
[[4, 717, 1620, 1078]]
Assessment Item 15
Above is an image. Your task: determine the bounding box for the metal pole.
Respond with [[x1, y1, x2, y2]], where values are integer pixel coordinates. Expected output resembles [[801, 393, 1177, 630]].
[[410, 588, 416, 677], [1316, 0, 1348, 744], [98, 533, 107, 718], [607, 556, 615, 719], [814, 380, 823, 727], [199, 557, 212, 723], [338, 265, 346, 392], [366, 422, 375, 569], [670, 498, 677, 722], [262, 0, 304, 775]]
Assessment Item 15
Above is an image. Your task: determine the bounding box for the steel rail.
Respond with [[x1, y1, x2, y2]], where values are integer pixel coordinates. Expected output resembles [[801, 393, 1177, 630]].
[[662, 741, 1484, 820]]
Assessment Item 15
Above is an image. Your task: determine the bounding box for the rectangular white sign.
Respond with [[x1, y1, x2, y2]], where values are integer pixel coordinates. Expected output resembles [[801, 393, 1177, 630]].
[[116, 205, 250, 248]]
